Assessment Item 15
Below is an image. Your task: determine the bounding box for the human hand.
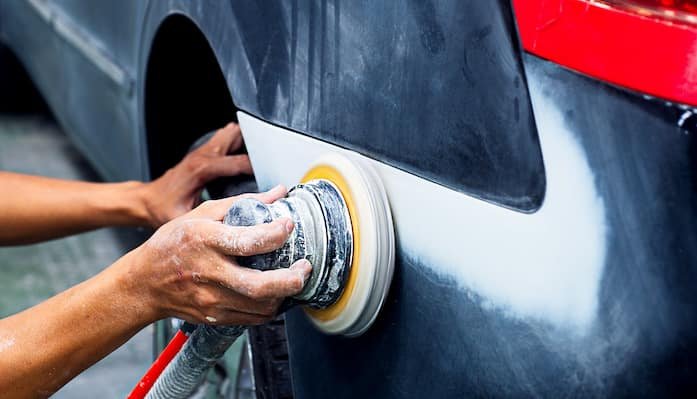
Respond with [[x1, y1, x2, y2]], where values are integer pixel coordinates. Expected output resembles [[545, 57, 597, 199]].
[[140, 122, 253, 228], [129, 185, 312, 325]]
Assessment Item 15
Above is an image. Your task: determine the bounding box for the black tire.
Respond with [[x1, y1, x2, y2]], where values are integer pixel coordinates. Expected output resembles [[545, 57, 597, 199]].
[[247, 317, 293, 399]]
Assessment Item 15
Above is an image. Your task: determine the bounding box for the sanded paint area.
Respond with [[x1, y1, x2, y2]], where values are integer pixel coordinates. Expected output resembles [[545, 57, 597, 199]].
[[0, 115, 151, 398]]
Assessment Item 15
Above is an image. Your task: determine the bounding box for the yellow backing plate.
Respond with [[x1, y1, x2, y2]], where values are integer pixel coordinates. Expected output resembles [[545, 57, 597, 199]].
[[302, 165, 360, 322]]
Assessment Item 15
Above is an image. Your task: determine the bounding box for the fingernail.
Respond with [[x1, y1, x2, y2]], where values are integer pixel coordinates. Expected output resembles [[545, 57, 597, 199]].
[[284, 218, 295, 233]]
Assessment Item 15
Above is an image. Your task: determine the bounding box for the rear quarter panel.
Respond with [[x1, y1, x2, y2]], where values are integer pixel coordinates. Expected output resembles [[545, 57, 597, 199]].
[[232, 2, 697, 398], [240, 54, 697, 399]]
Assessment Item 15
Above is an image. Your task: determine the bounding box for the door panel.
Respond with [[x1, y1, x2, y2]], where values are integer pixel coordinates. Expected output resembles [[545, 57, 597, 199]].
[[52, 0, 143, 72], [0, 0, 145, 180]]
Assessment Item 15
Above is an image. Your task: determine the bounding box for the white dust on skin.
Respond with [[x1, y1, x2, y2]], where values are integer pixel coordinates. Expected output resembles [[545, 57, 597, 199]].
[[144, 218, 308, 301], [0, 334, 15, 353], [238, 84, 607, 332]]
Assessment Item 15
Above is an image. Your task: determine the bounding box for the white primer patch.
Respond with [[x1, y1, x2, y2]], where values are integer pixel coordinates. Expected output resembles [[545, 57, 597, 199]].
[[238, 84, 607, 330]]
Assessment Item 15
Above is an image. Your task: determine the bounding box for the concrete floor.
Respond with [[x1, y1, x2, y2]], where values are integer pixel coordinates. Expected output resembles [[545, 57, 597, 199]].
[[0, 115, 152, 397]]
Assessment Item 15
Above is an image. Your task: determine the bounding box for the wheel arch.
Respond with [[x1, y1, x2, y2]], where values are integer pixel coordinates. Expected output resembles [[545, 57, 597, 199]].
[[139, 11, 237, 179]]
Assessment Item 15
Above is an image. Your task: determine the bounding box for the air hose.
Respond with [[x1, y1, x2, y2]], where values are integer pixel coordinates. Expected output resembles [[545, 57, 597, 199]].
[[126, 322, 196, 398], [129, 177, 354, 399], [144, 324, 246, 398]]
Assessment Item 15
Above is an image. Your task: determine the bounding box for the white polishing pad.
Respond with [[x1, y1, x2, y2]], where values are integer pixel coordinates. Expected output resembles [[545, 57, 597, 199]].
[[302, 153, 395, 337]]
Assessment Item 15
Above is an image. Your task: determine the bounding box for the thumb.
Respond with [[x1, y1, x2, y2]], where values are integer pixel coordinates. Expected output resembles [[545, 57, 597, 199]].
[[189, 185, 288, 221]]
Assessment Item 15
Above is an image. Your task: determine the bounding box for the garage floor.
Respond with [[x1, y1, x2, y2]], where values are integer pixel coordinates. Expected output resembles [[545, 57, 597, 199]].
[[0, 115, 151, 398]]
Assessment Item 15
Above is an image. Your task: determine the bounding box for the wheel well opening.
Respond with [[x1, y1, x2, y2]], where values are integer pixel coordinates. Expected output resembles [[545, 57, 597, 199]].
[[145, 14, 236, 179]]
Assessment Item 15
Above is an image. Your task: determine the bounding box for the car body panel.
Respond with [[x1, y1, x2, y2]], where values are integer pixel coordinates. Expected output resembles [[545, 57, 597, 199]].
[[0, 0, 142, 180], [241, 55, 697, 397], [51, 0, 142, 73], [222, 0, 545, 211]]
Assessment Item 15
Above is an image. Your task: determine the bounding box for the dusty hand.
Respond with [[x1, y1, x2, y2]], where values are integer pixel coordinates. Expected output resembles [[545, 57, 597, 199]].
[[140, 122, 253, 228], [131, 185, 312, 325]]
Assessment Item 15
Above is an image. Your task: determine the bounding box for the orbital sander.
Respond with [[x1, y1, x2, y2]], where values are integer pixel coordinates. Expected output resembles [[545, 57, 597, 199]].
[[131, 153, 395, 399]]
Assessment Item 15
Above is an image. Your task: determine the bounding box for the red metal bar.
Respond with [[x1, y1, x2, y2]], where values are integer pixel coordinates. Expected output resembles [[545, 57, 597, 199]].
[[127, 330, 190, 399]]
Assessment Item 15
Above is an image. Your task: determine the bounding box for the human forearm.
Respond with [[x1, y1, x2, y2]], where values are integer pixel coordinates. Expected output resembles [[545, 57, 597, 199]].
[[0, 123, 253, 245], [0, 251, 156, 398], [0, 189, 310, 398], [0, 172, 151, 245]]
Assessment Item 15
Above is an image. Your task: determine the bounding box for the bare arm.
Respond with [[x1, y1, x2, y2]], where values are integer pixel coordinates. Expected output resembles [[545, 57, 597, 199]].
[[0, 173, 149, 244], [0, 251, 154, 397], [0, 122, 252, 245], [0, 188, 312, 398]]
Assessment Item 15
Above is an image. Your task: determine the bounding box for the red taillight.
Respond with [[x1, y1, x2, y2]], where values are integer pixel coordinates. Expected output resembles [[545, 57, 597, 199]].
[[602, 0, 697, 25], [513, 0, 697, 106]]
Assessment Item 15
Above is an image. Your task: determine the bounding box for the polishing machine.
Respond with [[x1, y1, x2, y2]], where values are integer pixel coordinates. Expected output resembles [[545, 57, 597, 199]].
[[131, 153, 395, 398]]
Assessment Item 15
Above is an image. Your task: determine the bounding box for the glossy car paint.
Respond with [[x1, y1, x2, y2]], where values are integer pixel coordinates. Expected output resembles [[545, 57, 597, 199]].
[[1, 0, 697, 397]]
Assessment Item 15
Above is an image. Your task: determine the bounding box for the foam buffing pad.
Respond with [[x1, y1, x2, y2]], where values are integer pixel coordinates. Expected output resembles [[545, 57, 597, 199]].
[[224, 153, 395, 337], [301, 153, 395, 337]]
